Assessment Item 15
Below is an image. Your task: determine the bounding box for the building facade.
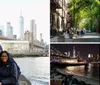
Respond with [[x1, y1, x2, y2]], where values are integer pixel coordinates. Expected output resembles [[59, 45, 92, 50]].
[[50, 0, 71, 36], [0, 25, 4, 36], [13, 35, 17, 39], [19, 14, 24, 40], [0, 40, 29, 53], [30, 19, 37, 40], [6, 22, 13, 38], [34, 24, 37, 40], [0, 30, 2, 35], [0, 40, 45, 54], [24, 30, 45, 53], [23, 20, 46, 53], [24, 30, 31, 41], [10, 26, 13, 38], [30, 19, 35, 41]]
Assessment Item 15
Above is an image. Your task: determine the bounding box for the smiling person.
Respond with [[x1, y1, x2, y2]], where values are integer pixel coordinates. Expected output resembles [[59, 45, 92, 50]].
[[0, 51, 21, 85]]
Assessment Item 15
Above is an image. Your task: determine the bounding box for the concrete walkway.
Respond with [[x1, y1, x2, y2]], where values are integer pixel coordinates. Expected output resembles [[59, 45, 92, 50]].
[[50, 32, 100, 42], [19, 75, 32, 85], [57, 69, 100, 85], [73, 33, 100, 42], [50, 36, 58, 42]]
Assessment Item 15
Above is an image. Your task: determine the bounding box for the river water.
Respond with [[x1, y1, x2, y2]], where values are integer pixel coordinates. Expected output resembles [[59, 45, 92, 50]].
[[14, 57, 50, 85], [62, 63, 100, 80]]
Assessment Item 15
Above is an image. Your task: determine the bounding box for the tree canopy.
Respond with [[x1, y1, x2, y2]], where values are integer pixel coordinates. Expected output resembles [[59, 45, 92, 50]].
[[68, 0, 100, 32]]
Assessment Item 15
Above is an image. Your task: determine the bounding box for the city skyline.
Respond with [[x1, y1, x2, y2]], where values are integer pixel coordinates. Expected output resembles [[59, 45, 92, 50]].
[[0, 0, 49, 43], [51, 44, 100, 59]]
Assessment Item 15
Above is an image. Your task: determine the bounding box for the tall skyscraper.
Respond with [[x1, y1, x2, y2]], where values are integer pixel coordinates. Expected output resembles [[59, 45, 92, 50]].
[[40, 33, 44, 45], [19, 12, 24, 40], [30, 19, 37, 40], [30, 19, 35, 51], [0, 30, 2, 35], [30, 19, 35, 42], [40, 33, 42, 41], [0, 25, 4, 36], [10, 26, 13, 38], [34, 24, 37, 40], [6, 22, 13, 38]]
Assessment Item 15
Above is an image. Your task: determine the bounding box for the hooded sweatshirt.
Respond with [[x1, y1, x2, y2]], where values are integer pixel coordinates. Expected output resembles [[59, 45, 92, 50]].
[[0, 51, 20, 85]]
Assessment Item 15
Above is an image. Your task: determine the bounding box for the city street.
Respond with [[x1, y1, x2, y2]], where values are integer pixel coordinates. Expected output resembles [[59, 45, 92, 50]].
[[51, 32, 100, 42]]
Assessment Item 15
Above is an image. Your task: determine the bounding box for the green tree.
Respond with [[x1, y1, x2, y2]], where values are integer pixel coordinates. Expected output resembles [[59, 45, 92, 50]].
[[69, 0, 100, 32]]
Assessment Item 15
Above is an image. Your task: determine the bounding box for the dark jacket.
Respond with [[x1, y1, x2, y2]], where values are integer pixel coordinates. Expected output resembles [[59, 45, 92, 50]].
[[0, 53, 20, 85]]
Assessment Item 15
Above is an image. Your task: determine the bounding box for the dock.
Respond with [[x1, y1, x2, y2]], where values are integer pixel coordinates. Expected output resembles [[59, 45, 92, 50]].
[[51, 60, 88, 67]]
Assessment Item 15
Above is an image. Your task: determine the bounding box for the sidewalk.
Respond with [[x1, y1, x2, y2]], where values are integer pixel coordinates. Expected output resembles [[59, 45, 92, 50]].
[[77, 32, 100, 38], [50, 32, 100, 42], [50, 36, 58, 42], [50, 35, 75, 42], [73, 32, 100, 42]]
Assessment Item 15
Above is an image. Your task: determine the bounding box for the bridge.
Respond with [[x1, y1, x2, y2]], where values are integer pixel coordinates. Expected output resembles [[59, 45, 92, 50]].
[[0, 35, 15, 40], [50, 46, 88, 67]]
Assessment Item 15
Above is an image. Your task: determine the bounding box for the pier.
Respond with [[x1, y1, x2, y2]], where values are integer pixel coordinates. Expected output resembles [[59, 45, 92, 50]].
[[51, 61, 88, 66]]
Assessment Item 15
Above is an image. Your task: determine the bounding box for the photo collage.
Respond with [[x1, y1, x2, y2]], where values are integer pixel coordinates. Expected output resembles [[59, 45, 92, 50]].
[[0, 0, 100, 85]]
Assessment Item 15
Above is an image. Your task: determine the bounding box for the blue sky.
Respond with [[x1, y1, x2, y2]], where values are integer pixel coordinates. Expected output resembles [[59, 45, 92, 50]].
[[0, 0, 50, 43]]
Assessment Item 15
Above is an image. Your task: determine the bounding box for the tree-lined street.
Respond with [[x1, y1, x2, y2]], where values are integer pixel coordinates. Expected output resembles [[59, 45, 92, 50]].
[[50, 0, 100, 42], [69, 0, 100, 33]]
